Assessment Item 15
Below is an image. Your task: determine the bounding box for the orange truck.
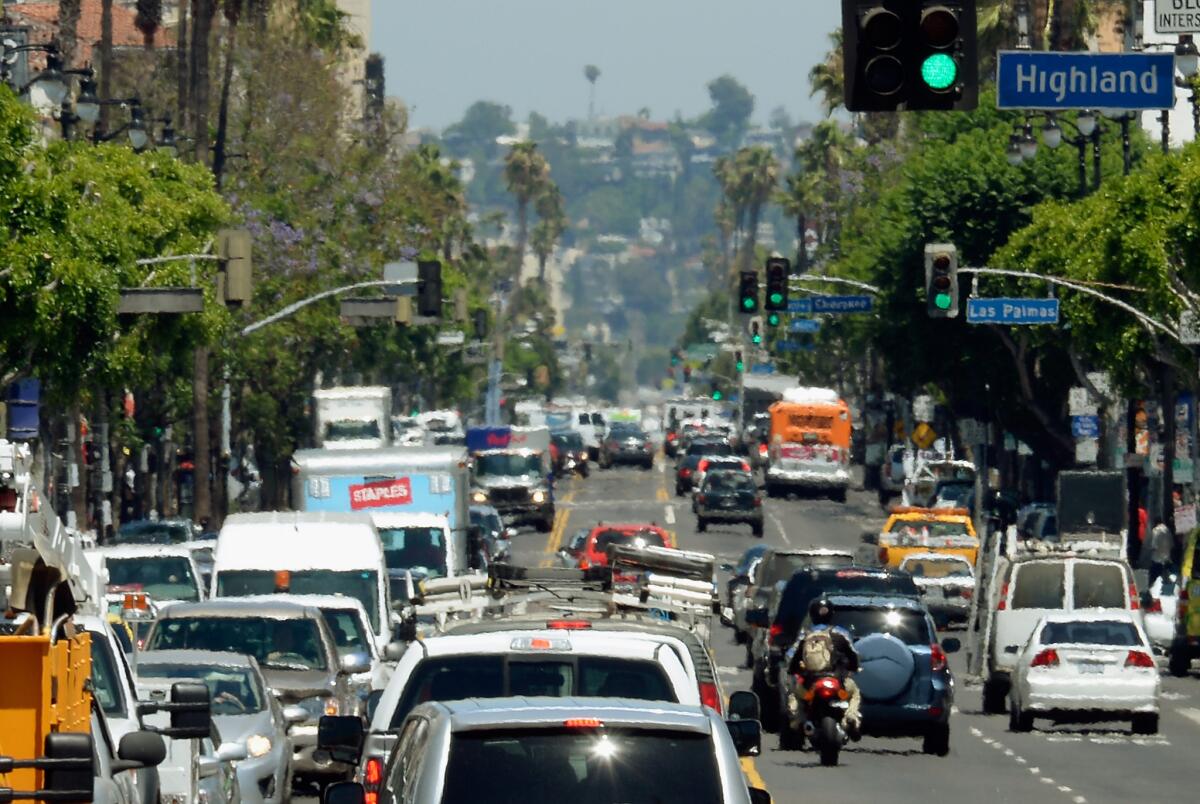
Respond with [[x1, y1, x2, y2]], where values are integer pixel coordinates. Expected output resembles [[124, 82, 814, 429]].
[[764, 387, 852, 503]]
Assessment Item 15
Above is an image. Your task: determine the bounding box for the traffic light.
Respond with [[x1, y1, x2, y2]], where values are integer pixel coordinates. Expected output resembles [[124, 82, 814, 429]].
[[738, 270, 759, 314], [711, 385, 723, 401], [671, 350, 681, 366], [472, 308, 488, 340], [683, 365, 692, 382], [417, 260, 442, 317], [767, 311, 782, 327], [924, 243, 959, 318], [764, 257, 789, 312], [842, 1, 977, 112], [749, 319, 762, 346], [735, 350, 745, 372]]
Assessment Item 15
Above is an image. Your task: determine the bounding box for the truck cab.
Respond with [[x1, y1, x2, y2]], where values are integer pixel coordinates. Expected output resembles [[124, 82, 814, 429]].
[[467, 427, 555, 532], [764, 388, 852, 502]]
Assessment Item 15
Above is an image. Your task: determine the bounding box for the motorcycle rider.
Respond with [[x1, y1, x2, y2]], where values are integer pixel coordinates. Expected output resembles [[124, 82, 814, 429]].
[[787, 597, 863, 739]]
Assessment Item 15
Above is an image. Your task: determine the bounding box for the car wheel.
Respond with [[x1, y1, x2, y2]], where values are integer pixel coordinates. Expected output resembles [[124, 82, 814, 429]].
[[734, 627, 747, 645], [536, 517, 553, 533], [697, 517, 707, 533], [1169, 648, 1191, 677], [751, 521, 764, 537], [675, 484, 684, 497], [643, 459, 653, 470], [1132, 713, 1159, 735], [830, 487, 847, 503], [923, 723, 951, 756], [982, 676, 1008, 715], [1008, 700, 1033, 733]]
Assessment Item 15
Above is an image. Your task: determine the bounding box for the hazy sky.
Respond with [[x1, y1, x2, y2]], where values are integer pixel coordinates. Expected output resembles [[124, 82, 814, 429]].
[[371, 1, 842, 131]]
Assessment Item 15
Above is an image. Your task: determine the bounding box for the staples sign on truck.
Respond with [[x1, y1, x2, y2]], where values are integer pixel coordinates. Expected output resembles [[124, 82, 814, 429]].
[[349, 477, 413, 509]]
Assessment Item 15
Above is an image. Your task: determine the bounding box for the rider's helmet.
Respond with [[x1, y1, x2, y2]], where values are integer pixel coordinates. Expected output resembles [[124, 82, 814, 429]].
[[809, 597, 834, 625]]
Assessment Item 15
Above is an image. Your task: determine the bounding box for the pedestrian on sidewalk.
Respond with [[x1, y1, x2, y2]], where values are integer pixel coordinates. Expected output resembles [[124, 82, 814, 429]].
[[1149, 519, 1174, 585]]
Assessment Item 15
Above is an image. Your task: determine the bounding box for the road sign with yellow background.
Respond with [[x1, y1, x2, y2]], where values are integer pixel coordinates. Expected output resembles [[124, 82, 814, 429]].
[[911, 422, 937, 450]]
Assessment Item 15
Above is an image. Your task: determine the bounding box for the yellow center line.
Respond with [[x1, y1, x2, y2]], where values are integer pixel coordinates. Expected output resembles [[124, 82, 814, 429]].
[[656, 486, 669, 502], [739, 757, 768, 793]]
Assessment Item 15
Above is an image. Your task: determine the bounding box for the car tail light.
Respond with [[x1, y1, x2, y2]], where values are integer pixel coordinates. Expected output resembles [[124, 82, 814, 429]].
[[740, 461, 750, 471], [696, 495, 706, 505], [547, 620, 592, 630], [812, 677, 842, 699], [680, 468, 692, 477], [753, 497, 762, 507], [1129, 582, 1140, 610], [1179, 586, 1190, 620], [365, 793, 378, 804], [667, 432, 678, 441], [1145, 597, 1163, 614], [699, 681, 721, 712], [758, 443, 768, 456], [364, 757, 384, 787], [578, 557, 591, 570], [1030, 648, 1059, 668], [768, 624, 784, 644], [828, 448, 839, 462], [930, 644, 947, 672], [698, 459, 710, 473], [997, 582, 1009, 611], [1125, 650, 1155, 668], [961, 587, 973, 599], [878, 547, 888, 564], [564, 718, 604, 729], [645, 441, 653, 451], [325, 698, 339, 716]]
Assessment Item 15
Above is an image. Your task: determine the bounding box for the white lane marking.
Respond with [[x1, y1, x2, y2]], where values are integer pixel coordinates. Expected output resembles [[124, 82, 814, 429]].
[[1160, 691, 1188, 700], [716, 665, 743, 676], [1040, 778, 1056, 785], [981, 737, 994, 745], [951, 705, 960, 715], [1074, 797, 1087, 804], [1004, 749, 1015, 756], [969, 727, 982, 737], [664, 506, 676, 525], [1029, 767, 1040, 775], [1179, 707, 1200, 728], [767, 510, 790, 544], [657, 461, 665, 473], [1058, 787, 1072, 794], [1014, 756, 1027, 764]]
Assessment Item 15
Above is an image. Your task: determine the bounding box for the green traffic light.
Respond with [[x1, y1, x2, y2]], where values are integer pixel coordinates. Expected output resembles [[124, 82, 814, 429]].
[[712, 390, 723, 400], [741, 297, 755, 310], [921, 53, 957, 90], [751, 335, 762, 345], [767, 312, 780, 326], [769, 292, 783, 305], [934, 293, 953, 310]]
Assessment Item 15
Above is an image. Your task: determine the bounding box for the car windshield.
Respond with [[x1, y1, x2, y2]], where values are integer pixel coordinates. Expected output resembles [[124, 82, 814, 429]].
[[592, 529, 666, 552], [105, 556, 199, 601], [391, 656, 674, 727], [1039, 620, 1142, 647], [705, 472, 755, 493], [377, 527, 447, 580], [762, 555, 823, 586], [217, 569, 380, 632], [476, 454, 542, 477], [1012, 562, 1066, 609], [113, 521, 192, 545], [440, 728, 721, 804], [886, 519, 971, 538], [324, 419, 381, 441], [320, 608, 371, 658], [470, 510, 504, 535], [553, 432, 584, 449], [89, 631, 126, 718], [825, 607, 932, 646], [147, 615, 327, 671], [610, 427, 646, 440], [688, 441, 732, 456], [1072, 563, 1127, 609], [902, 559, 972, 579], [137, 664, 264, 715]]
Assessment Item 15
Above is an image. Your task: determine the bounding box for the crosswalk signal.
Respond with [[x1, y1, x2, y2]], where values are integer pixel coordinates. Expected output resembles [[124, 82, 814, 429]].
[[764, 257, 789, 312], [738, 270, 759, 314], [842, 1, 977, 112], [749, 319, 763, 346], [924, 243, 959, 318], [735, 350, 745, 372], [417, 260, 442, 317]]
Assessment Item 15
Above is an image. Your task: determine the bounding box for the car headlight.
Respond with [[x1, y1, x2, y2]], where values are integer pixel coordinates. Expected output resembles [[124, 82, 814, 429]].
[[246, 734, 272, 758], [471, 490, 488, 503], [532, 490, 546, 504], [295, 695, 336, 721]]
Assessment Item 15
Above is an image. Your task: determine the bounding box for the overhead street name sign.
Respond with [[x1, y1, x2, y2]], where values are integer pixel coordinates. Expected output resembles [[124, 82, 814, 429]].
[[788, 298, 812, 313], [776, 340, 814, 352], [1156, 0, 1200, 34], [966, 298, 1060, 325], [996, 50, 1175, 110], [789, 319, 822, 334], [786, 296, 872, 314]]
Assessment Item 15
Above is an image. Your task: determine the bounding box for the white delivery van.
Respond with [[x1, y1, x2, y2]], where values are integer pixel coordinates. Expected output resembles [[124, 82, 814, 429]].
[[313, 387, 392, 449], [211, 512, 392, 653]]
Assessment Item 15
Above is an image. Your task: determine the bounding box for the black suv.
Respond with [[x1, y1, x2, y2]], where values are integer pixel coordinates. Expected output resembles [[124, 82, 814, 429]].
[[599, 424, 654, 469], [745, 566, 920, 730], [694, 470, 763, 536]]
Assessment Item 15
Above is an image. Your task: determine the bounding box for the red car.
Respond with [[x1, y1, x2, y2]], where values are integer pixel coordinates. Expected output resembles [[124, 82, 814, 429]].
[[577, 523, 673, 570]]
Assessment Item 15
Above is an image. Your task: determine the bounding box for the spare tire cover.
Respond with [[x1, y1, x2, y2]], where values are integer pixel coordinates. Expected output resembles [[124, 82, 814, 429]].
[[855, 633, 915, 701]]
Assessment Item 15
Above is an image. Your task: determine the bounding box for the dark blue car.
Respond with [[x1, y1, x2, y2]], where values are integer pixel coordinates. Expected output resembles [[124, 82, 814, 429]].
[[780, 593, 958, 756]]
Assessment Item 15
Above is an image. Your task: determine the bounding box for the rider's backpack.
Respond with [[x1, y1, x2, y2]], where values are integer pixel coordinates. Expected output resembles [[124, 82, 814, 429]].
[[800, 628, 835, 674]]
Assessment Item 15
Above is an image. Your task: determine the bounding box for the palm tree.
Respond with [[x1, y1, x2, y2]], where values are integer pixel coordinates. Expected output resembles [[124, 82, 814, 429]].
[[135, 0, 162, 50], [57, 0, 82, 66], [504, 141, 550, 279], [733, 147, 779, 271], [714, 154, 746, 259], [531, 183, 567, 282], [212, 0, 243, 189], [584, 64, 600, 120], [809, 29, 844, 117]]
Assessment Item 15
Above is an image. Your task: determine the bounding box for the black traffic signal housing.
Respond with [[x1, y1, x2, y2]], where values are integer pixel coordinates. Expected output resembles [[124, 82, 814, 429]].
[[417, 260, 442, 317], [472, 308, 488, 340], [735, 350, 745, 373], [842, 1, 977, 112], [683, 365, 692, 382], [764, 257, 790, 312], [738, 270, 759, 314], [749, 318, 763, 346], [924, 243, 959, 318]]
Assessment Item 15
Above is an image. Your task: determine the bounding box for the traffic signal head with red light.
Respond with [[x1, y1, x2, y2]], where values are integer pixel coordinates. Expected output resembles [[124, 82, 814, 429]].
[[842, 1, 977, 112], [764, 257, 790, 311], [735, 350, 744, 372], [417, 260, 442, 317], [924, 243, 959, 318], [738, 271, 759, 314]]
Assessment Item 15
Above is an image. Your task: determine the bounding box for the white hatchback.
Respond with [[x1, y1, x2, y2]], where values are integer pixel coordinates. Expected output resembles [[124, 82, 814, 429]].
[[1009, 611, 1160, 734]]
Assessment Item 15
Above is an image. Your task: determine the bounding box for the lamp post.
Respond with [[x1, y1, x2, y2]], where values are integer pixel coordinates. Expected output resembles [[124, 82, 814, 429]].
[[1175, 36, 1200, 137], [1007, 110, 1132, 198]]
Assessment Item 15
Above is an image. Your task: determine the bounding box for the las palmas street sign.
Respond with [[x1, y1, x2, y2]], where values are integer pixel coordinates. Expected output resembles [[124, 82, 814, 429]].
[[997, 50, 1175, 110], [966, 298, 1060, 325]]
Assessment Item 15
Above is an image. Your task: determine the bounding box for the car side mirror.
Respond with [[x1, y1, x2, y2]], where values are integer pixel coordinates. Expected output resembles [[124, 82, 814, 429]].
[[43, 732, 94, 796], [720, 606, 736, 628], [339, 652, 372, 675], [749, 787, 772, 804], [318, 715, 365, 765], [384, 641, 406, 662], [281, 705, 309, 725], [323, 782, 366, 804], [725, 718, 762, 757], [727, 690, 760, 721], [113, 731, 167, 773], [941, 637, 962, 654], [215, 741, 247, 762], [394, 616, 418, 643], [744, 608, 769, 628], [136, 681, 211, 740]]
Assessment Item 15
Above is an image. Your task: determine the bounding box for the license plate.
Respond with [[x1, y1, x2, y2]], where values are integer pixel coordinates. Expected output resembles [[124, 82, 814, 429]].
[[1076, 662, 1105, 674]]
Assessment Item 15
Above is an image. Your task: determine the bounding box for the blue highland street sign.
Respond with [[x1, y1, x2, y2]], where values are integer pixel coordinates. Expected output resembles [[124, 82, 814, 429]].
[[997, 50, 1175, 110], [966, 298, 1060, 325]]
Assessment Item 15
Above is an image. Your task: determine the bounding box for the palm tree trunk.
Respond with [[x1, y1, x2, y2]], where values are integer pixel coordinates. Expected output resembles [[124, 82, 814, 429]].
[[538, 252, 548, 283], [98, 0, 113, 133], [515, 202, 529, 279], [191, 0, 214, 164], [58, 1, 82, 67], [212, 6, 242, 189], [743, 204, 762, 271], [176, 1, 190, 132], [795, 211, 807, 272], [192, 346, 211, 526]]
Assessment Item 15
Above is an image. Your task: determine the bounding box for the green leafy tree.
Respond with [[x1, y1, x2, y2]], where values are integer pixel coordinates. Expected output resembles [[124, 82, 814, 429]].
[[702, 75, 755, 150]]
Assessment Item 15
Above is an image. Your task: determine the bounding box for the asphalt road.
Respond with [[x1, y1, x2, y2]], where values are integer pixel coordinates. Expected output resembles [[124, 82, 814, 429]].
[[509, 461, 1199, 804]]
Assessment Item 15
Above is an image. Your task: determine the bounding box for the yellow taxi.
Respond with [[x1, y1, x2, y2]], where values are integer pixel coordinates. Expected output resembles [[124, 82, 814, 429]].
[[874, 507, 978, 569]]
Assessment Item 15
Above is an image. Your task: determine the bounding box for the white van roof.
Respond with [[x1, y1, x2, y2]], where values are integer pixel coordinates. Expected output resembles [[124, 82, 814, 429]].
[[215, 511, 382, 571]]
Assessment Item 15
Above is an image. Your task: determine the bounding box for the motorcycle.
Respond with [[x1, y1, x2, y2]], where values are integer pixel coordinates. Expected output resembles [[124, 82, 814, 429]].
[[786, 674, 850, 766], [561, 451, 590, 478]]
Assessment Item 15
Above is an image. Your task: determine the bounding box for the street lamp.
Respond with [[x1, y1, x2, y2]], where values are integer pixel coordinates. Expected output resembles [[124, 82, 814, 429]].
[[1176, 36, 1199, 81], [1040, 117, 1063, 150], [1015, 1, 1031, 50], [1019, 123, 1038, 161], [1006, 131, 1023, 166], [74, 75, 101, 126], [157, 117, 178, 157]]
